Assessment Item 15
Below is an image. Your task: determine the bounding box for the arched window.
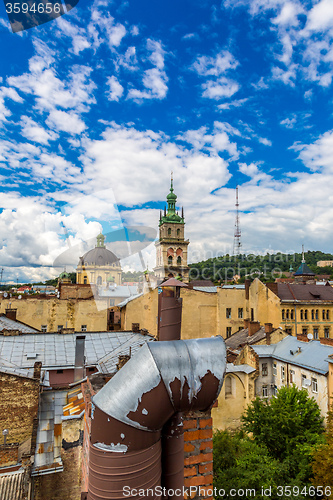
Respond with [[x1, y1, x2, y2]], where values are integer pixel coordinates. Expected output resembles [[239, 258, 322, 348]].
[[300, 309, 304, 320], [282, 309, 285, 320], [97, 276, 102, 285], [312, 309, 315, 320], [286, 309, 289, 320], [168, 228, 171, 236], [304, 310, 308, 320], [316, 309, 319, 320], [327, 310, 330, 320], [177, 228, 180, 236], [177, 256, 181, 265], [168, 255, 173, 265], [322, 310, 326, 320], [225, 376, 233, 397], [84, 276, 87, 285], [291, 309, 294, 320]]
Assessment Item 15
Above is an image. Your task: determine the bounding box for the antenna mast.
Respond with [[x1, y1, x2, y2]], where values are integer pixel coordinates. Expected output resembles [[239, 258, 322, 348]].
[[233, 186, 242, 257]]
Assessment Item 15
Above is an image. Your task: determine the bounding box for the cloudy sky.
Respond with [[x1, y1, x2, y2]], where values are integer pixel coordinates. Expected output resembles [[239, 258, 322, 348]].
[[1, 0, 333, 282]]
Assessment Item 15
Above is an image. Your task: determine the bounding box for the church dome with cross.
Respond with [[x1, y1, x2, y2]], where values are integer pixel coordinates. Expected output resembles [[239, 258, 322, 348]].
[[76, 233, 122, 286]]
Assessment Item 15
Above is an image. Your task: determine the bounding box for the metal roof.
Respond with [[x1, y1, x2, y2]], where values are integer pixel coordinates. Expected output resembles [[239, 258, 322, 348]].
[[0, 315, 39, 333], [117, 293, 143, 308], [0, 356, 35, 379], [0, 469, 25, 500], [276, 283, 333, 302], [192, 286, 217, 293], [98, 335, 155, 373], [226, 363, 256, 374], [0, 331, 154, 370], [222, 284, 245, 289], [252, 336, 333, 375], [98, 285, 139, 298]]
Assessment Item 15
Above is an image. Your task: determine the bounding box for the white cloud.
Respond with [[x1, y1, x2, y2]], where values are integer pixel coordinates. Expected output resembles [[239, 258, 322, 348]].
[[202, 77, 239, 99], [20, 116, 59, 144], [280, 116, 297, 129], [106, 76, 124, 101], [193, 50, 238, 76], [46, 110, 86, 134], [258, 137, 272, 146]]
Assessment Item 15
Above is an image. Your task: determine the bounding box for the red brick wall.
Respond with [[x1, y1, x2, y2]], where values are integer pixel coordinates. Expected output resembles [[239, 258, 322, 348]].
[[0, 444, 19, 466], [183, 411, 213, 500]]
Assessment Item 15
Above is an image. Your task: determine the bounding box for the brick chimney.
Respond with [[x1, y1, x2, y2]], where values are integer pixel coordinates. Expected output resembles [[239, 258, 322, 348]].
[[5, 308, 17, 321], [244, 318, 250, 329], [296, 333, 310, 343], [248, 321, 260, 336], [319, 337, 333, 346], [265, 323, 273, 334], [245, 279, 251, 300], [33, 361, 42, 380]]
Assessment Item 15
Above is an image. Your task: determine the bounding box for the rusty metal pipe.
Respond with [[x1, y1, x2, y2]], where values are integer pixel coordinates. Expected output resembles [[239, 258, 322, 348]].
[[88, 337, 226, 500]]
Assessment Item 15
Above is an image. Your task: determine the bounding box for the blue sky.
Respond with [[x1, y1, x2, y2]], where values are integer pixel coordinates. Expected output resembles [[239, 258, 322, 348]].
[[1, 0, 333, 282]]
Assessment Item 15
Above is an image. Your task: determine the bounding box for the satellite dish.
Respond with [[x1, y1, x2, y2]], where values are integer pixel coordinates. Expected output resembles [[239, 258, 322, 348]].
[[18, 295, 22, 300], [3, 292, 7, 298], [307, 333, 313, 340]]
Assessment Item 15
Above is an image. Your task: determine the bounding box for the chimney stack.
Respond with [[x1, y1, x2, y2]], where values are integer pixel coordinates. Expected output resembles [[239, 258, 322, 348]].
[[33, 361, 42, 380], [74, 336, 86, 382], [5, 308, 17, 321], [248, 321, 261, 337]]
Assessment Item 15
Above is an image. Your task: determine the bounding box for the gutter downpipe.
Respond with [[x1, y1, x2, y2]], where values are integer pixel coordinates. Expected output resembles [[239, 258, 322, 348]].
[[158, 281, 186, 499], [88, 337, 226, 500]]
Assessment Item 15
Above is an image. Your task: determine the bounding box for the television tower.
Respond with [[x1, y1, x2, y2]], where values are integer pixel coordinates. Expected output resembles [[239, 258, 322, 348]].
[[233, 186, 242, 257]]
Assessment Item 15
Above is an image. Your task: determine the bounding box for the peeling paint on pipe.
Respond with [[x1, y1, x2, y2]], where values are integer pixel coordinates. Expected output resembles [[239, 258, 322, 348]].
[[88, 337, 226, 500]]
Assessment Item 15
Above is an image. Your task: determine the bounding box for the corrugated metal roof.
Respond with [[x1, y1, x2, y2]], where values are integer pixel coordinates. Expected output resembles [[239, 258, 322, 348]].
[[222, 285, 245, 289], [0, 331, 154, 370], [252, 336, 333, 374], [192, 286, 217, 293], [0, 469, 25, 500], [0, 315, 38, 333], [98, 334, 155, 373]]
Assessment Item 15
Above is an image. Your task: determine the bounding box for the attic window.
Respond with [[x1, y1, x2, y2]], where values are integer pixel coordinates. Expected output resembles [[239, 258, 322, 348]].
[[310, 292, 321, 299], [26, 353, 38, 359]]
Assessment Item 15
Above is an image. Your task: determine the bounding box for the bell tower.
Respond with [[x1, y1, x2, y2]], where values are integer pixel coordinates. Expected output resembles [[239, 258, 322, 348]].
[[154, 174, 190, 282]]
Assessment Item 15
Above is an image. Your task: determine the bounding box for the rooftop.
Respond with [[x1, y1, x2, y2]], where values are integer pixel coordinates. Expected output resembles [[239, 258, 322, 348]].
[[252, 336, 333, 375], [274, 283, 333, 302], [0, 314, 39, 334]]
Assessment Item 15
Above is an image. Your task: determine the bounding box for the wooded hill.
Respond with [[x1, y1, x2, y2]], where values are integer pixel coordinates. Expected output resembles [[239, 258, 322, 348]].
[[189, 251, 333, 283]]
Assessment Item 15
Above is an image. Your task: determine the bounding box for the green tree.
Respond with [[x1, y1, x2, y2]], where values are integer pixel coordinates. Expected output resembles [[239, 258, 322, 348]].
[[241, 386, 324, 481], [312, 410, 333, 497]]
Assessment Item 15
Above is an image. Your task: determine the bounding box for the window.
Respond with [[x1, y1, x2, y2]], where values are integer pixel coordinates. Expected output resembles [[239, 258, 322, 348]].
[[316, 309, 319, 320], [262, 385, 268, 398], [273, 385, 278, 396], [327, 310, 330, 320], [302, 327, 308, 335], [225, 376, 233, 397], [251, 308, 254, 321], [286, 309, 290, 320], [168, 228, 171, 236], [313, 327, 319, 340], [312, 309, 315, 320], [168, 255, 173, 265], [177, 256, 181, 265], [290, 370, 295, 384], [302, 374, 307, 388], [238, 308, 243, 319], [304, 309, 308, 320], [109, 299, 115, 306], [81, 325, 87, 332], [281, 365, 285, 380], [97, 276, 102, 285], [262, 362, 268, 377], [177, 229, 180, 236], [325, 327, 330, 339], [273, 362, 277, 376], [300, 310, 304, 320], [286, 328, 292, 335], [57, 325, 63, 332], [323, 310, 326, 320], [83, 276, 87, 284], [226, 308, 231, 319], [56, 369, 63, 374], [282, 309, 285, 320], [41, 325, 47, 333], [226, 327, 232, 338], [312, 378, 318, 393], [291, 309, 294, 320]]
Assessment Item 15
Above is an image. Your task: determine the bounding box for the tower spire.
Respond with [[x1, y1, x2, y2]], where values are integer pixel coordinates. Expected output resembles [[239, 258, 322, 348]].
[[302, 244, 305, 263], [233, 186, 242, 257]]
